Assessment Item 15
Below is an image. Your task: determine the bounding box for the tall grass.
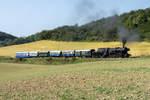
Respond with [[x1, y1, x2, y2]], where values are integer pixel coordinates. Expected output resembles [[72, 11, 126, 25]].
[[0, 40, 150, 57]]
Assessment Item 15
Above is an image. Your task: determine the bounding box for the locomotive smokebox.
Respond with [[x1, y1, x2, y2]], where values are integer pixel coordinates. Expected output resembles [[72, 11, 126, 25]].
[[122, 38, 127, 48]]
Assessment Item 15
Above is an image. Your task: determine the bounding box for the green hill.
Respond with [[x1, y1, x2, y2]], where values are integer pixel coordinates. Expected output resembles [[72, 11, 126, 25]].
[[27, 7, 150, 42], [1, 7, 150, 47], [0, 32, 17, 47], [0, 31, 16, 41]]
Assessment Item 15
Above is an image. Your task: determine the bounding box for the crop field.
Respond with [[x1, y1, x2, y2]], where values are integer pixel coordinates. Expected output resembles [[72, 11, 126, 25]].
[[0, 40, 150, 57], [0, 58, 150, 100]]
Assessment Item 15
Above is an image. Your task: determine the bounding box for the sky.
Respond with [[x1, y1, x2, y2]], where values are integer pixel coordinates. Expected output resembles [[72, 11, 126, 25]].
[[0, 0, 150, 37]]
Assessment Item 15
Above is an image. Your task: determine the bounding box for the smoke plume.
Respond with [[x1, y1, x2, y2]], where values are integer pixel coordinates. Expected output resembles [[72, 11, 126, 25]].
[[73, 0, 105, 25], [118, 26, 139, 42], [103, 15, 140, 44]]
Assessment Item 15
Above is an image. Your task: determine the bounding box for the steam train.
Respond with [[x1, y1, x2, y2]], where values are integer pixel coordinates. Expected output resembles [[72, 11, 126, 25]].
[[16, 47, 130, 58]]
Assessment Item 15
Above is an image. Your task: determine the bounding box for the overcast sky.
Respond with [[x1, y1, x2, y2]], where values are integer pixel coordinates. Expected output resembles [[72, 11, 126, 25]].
[[0, 0, 150, 37]]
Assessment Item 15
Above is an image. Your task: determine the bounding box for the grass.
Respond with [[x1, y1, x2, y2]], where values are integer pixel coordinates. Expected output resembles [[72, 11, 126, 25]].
[[0, 40, 150, 57], [0, 57, 150, 99], [0, 56, 107, 65]]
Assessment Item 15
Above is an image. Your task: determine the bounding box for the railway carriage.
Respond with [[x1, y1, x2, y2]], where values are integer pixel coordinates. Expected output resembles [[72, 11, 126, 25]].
[[38, 51, 49, 57], [75, 49, 95, 57], [16, 52, 29, 58], [62, 50, 75, 57], [28, 52, 38, 58], [49, 51, 61, 57]]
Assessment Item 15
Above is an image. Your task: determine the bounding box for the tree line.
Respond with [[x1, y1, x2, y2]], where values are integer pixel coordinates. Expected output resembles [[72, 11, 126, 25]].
[[0, 7, 150, 47]]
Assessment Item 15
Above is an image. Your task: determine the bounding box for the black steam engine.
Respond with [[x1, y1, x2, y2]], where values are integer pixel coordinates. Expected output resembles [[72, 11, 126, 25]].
[[93, 39, 130, 58], [93, 47, 130, 58]]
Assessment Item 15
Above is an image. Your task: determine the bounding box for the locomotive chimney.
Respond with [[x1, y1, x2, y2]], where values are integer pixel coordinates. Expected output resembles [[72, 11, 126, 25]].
[[122, 38, 126, 48]]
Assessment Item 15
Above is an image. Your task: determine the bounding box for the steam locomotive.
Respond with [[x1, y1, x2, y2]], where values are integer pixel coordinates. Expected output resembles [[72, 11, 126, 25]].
[[16, 47, 130, 58]]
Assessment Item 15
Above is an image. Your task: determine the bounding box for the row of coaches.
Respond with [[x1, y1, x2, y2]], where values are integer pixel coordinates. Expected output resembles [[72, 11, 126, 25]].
[[16, 49, 95, 58]]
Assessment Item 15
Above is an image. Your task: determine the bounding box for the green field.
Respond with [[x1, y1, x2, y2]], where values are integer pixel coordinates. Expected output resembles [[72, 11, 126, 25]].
[[0, 58, 150, 100]]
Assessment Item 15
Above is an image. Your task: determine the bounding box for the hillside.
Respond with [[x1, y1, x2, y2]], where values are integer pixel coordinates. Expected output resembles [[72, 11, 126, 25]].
[[0, 31, 16, 41], [0, 40, 150, 57], [33, 7, 150, 42], [0, 7, 150, 47], [0, 31, 17, 47]]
